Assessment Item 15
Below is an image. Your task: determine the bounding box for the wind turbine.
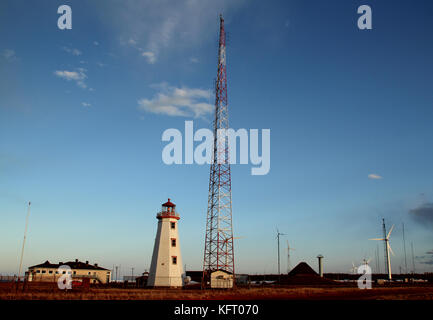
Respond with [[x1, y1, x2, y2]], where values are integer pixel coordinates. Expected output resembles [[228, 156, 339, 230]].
[[276, 228, 286, 278], [350, 262, 357, 274], [362, 258, 372, 267], [369, 219, 394, 280], [286, 241, 295, 273]]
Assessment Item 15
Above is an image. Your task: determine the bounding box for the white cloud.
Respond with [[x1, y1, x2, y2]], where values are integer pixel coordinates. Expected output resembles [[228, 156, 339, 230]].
[[54, 68, 88, 89], [62, 46, 82, 56], [99, 0, 247, 63], [128, 38, 137, 46], [190, 57, 199, 63], [141, 51, 156, 64], [2, 49, 16, 60], [368, 174, 383, 180], [93, 41, 99, 46], [138, 84, 213, 118], [82, 102, 91, 107]]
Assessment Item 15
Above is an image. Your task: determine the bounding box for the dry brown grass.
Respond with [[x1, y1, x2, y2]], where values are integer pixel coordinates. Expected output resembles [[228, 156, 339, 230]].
[[1, 283, 432, 300]]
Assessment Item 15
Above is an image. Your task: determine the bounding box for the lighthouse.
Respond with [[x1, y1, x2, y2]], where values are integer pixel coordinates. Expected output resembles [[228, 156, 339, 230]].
[[147, 198, 184, 287]]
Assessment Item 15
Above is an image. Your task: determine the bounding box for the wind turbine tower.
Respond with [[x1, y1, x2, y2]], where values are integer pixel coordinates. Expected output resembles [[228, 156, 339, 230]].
[[276, 229, 286, 276], [369, 218, 394, 280], [286, 241, 295, 273]]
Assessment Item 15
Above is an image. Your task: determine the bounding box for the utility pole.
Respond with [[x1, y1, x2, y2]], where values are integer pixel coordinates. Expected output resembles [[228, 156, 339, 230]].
[[18, 201, 31, 282]]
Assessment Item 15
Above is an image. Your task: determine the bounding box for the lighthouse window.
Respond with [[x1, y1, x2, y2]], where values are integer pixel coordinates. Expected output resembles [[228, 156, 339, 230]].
[[171, 238, 176, 247], [171, 222, 176, 229], [172, 256, 177, 265]]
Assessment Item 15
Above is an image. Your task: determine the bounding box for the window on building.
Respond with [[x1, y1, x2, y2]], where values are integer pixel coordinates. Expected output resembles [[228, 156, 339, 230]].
[[171, 238, 176, 247], [73, 271, 76, 275], [36, 270, 40, 273], [55, 271, 59, 274], [49, 270, 53, 274], [171, 222, 176, 229], [172, 256, 177, 265], [62, 271, 66, 274], [88, 272, 91, 275], [41, 270, 46, 274]]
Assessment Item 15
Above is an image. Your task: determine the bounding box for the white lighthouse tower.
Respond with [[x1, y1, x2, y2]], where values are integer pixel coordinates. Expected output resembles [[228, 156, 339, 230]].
[[147, 198, 184, 287]]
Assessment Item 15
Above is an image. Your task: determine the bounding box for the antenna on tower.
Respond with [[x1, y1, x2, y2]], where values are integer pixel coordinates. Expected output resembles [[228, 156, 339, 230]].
[[18, 201, 31, 283]]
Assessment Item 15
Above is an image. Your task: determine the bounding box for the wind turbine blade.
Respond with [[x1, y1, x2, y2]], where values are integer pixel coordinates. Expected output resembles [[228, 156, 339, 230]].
[[388, 243, 395, 256], [387, 225, 394, 239], [369, 238, 384, 241]]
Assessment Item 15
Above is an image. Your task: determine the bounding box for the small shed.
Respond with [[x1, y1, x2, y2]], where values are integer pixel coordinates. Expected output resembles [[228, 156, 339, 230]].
[[210, 270, 233, 288]]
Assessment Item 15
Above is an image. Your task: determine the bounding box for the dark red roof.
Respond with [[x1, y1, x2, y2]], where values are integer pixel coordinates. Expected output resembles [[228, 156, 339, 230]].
[[162, 198, 175, 207]]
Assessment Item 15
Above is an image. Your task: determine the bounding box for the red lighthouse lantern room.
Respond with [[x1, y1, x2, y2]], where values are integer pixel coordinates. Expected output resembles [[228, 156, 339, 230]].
[[157, 198, 180, 220]]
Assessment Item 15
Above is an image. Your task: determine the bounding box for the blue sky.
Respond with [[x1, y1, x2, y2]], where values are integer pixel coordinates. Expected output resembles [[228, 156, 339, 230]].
[[1, 0, 433, 277]]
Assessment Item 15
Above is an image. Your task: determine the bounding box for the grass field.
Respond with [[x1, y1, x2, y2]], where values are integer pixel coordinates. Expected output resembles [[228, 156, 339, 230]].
[[1, 282, 433, 300]]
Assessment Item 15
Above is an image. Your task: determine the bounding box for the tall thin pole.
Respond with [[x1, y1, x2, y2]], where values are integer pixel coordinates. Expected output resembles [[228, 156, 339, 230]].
[[287, 242, 290, 274], [402, 223, 408, 274], [276, 230, 285, 283], [18, 201, 31, 282], [277, 233, 280, 275], [382, 218, 389, 277], [374, 247, 380, 274], [411, 242, 416, 274]]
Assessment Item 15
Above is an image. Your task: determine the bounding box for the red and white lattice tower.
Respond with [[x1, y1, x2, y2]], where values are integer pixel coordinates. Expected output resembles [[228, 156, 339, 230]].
[[202, 14, 235, 288]]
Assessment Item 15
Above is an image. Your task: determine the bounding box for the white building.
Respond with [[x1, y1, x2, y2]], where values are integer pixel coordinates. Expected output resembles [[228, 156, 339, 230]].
[[147, 198, 184, 287], [211, 270, 234, 288], [26, 259, 111, 284]]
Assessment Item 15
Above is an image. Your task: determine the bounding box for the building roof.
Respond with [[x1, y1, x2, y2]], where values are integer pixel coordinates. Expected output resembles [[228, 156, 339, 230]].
[[282, 262, 338, 285], [28, 259, 109, 271], [288, 262, 318, 276], [162, 198, 175, 207]]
